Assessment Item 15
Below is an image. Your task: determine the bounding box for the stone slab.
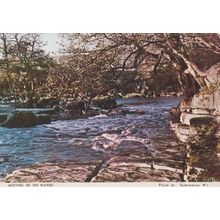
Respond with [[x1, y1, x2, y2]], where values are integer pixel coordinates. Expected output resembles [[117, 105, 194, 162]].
[[180, 112, 213, 125]]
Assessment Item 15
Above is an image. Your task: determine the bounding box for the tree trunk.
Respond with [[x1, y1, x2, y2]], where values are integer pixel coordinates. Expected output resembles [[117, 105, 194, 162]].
[[165, 34, 208, 89]]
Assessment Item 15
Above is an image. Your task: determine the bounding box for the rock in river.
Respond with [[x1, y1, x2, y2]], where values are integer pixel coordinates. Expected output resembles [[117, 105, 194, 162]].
[[1, 111, 39, 128], [36, 114, 51, 125], [0, 111, 52, 128]]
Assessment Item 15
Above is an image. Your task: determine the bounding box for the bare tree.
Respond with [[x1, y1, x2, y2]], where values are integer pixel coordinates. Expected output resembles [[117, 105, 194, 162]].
[[48, 33, 220, 103]]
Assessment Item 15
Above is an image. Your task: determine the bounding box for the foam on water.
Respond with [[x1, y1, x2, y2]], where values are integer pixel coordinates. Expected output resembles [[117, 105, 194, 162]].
[[92, 131, 152, 153]]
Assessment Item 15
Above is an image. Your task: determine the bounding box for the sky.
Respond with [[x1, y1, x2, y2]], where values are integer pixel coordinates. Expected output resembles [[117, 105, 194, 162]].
[[41, 33, 62, 54]]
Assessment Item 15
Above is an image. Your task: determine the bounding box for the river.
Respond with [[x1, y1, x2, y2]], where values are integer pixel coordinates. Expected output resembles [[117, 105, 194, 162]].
[[0, 97, 188, 182]]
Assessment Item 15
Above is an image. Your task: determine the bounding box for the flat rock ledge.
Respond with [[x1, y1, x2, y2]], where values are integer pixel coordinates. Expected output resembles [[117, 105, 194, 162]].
[[92, 155, 183, 182], [4, 161, 102, 183], [4, 159, 183, 183]]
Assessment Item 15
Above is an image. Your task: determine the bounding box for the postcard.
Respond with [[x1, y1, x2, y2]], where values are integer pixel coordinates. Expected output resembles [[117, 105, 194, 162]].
[[0, 33, 219, 186]]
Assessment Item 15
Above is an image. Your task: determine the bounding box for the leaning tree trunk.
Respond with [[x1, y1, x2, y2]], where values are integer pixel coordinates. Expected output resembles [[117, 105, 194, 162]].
[[168, 42, 220, 151], [164, 33, 208, 89]]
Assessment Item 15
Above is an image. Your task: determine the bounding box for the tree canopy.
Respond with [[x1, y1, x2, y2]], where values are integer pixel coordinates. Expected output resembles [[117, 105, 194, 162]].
[[1, 33, 220, 106]]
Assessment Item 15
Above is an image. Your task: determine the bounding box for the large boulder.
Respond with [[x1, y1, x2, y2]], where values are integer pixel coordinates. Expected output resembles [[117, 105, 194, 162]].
[[93, 98, 117, 109], [1, 112, 38, 128]]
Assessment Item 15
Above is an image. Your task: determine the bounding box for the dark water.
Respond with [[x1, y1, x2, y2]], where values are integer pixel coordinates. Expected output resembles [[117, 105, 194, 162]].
[[0, 97, 182, 178]]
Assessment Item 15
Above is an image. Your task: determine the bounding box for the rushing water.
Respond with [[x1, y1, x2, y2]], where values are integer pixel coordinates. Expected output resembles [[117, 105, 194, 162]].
[[0, 97, 182, 179]]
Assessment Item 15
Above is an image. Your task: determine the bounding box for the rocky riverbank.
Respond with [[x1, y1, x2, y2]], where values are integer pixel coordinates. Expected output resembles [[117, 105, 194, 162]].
[[171, 82, 220, 181]]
